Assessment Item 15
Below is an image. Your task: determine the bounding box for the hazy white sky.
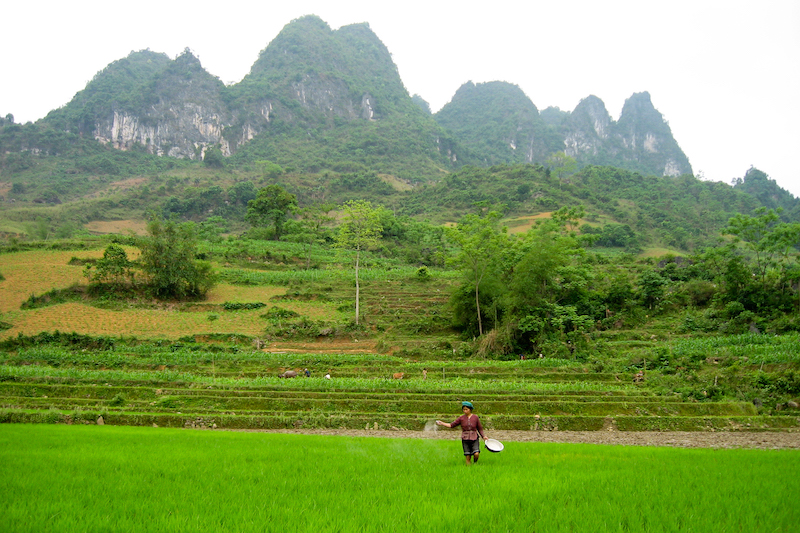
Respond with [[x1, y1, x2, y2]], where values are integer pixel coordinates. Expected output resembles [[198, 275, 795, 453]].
[[3, 0, 799, 197]]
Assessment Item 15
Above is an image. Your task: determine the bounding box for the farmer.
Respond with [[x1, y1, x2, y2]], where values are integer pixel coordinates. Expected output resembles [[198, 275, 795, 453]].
[[436, 401, 488, 466]]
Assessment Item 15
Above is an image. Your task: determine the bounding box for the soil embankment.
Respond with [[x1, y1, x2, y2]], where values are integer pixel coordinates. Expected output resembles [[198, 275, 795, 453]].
[[231, 428, 800, 450]]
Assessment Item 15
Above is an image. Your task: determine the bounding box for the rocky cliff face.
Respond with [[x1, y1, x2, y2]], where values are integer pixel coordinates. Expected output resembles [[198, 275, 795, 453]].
[[560, 92, 691, 176], [612, 92, 691, 176], [563, 95, 612, 157], [45, 15, 443, 165], [90, 52, 235, 158]]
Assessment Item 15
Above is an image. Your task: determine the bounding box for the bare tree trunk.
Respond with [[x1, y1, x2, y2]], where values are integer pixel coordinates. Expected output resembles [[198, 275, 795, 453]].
[[355, 249, 360, 325], [475, 283, 482, 336]]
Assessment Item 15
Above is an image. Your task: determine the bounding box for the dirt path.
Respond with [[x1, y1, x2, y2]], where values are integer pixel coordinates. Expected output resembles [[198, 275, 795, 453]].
[[231, 428, 800, 450]]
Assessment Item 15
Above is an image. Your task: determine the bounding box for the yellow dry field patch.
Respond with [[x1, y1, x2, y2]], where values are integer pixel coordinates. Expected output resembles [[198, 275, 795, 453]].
[[641, 247, 683, 258], [85, 220, 148, 235], [0, 303, 270, 339], [378, 174, 414, 192], [204, 285, 287, 304], [0, 247, 144, 313], [85, 177, 149, 200], [0, 300, 342, 340], [504, 212, 552, 234], [0, 249, 103, 313]]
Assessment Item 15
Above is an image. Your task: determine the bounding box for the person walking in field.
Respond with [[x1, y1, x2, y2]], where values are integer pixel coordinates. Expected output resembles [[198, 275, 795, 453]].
[[436, 401, 488, 466]]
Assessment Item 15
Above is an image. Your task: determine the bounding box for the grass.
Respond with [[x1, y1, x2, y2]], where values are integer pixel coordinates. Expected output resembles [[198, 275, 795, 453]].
[[0, 249, 105, 313], [1, 424, 798, 532]]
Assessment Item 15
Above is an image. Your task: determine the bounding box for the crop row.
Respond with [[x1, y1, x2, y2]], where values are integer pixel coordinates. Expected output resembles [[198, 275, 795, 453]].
[[217, 266, 459, 286], [0, 383, 665, 402], [671, 333, 800, 363], [1, 394, 757, 417], [2, 408, 795, 432], [0, 365, 642, 393], [5, 346, 590, 370]]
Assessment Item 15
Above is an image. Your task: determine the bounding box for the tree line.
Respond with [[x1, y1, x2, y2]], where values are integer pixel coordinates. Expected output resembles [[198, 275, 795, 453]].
[[83, 183, 800, 359]]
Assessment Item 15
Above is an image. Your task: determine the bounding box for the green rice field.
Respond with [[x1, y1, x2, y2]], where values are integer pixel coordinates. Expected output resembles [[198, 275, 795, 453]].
[[1, 424, 798, 532]]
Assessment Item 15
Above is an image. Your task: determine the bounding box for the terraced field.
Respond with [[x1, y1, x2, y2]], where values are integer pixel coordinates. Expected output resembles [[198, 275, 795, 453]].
[[2, 346, 795, 433], [1, 245, 798, 437]]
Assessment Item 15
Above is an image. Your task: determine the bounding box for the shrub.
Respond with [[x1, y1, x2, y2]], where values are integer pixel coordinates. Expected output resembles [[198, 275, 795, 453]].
[[223, 302, 266, 310], [683, 279, 716, 306], [261, 307, 300, 321], [138, 217, 216, 300]]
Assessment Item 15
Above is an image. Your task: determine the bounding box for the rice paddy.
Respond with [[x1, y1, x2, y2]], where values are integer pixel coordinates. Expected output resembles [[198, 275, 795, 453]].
[[1, 424, 797, 533]]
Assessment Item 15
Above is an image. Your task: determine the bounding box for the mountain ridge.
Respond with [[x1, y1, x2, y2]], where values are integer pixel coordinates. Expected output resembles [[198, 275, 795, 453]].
[[31, 14, 690, 179]]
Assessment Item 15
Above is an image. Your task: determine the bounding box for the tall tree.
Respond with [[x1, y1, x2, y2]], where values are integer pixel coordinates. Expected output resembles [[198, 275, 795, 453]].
[[335, 200, 383, 325], [246, 185, 298, 240], [446, 211, 508, 336], [508, 214, 592, 350]]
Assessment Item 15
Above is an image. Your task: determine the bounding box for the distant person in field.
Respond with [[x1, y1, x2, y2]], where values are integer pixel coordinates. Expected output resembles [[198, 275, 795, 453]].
[[304, 368, 310, 378], [436, 401, 488, 466]]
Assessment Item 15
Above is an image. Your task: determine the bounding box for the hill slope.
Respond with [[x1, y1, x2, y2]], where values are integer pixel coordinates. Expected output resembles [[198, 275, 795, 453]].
[[435, 83, 692, 177]]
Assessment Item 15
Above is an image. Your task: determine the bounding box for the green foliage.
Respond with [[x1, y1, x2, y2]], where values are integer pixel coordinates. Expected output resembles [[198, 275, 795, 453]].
[[545, 151, 578, 188], [5, 426, 798, 533], [245, 184, 298, 240], [84, 243, 134, 286], [222, 302, 266, 310], [446, 210, 509, 336], [43, 50, 172, 132], [255, 160, 284, 179], [434, 81, 562, 166], [502, 212, 597, 352], [202, 145, 225, 168], [261, 306, 300, 321], [137, 216, 216, 299], [732, 167, 800, 219], [284, 202, 335, 269], [637, 270, 669, 310]]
